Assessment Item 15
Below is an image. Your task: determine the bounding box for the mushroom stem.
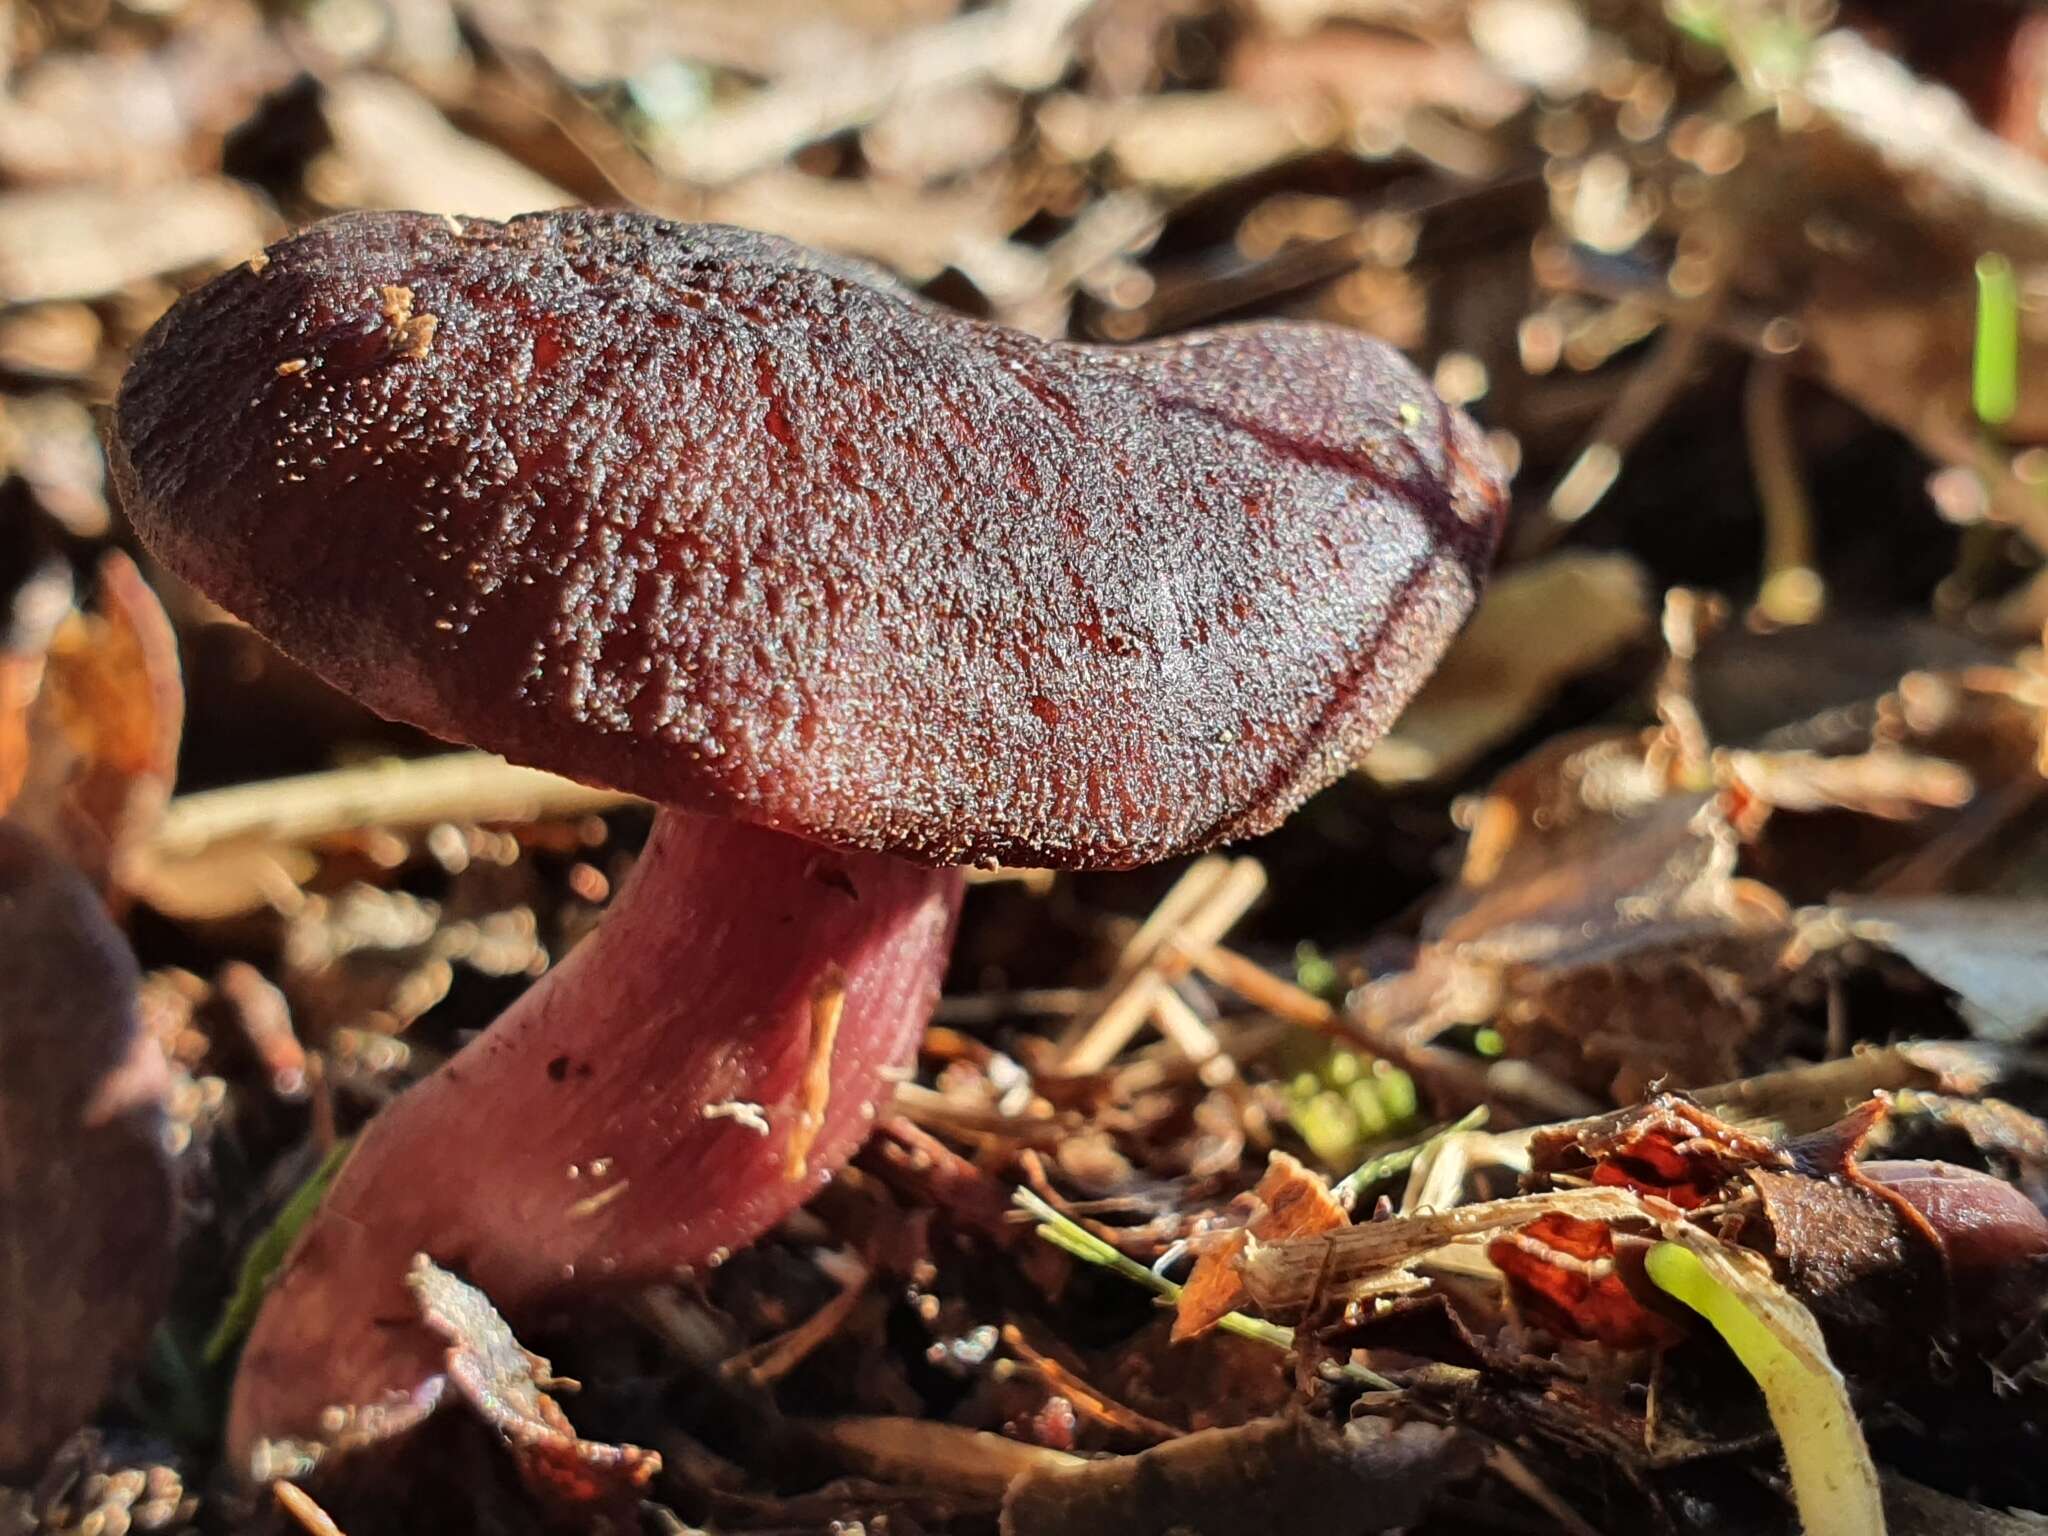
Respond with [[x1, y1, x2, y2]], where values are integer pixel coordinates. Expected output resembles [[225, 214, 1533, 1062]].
[[227, 809, 962, 1460]]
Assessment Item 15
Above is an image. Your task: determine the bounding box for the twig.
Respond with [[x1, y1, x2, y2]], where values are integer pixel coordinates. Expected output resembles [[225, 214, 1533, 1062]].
[[1744, 357, 1824, 626], [889, 1081, 1066, 1146], [143, 751, 639, 860], [272, 1481, 349, 1536], [1099, 858, 1232, 996], [1483, 1442, 1603, 1536], [1057, 859, 1267, 1073], [1182, 940, 1341, 1031], [1531, 314, 1716, 542], [1149, 985, 1230, 1079], [1001, 1322, 1183, 1441], [935, 986, 1093, 1025], [721, 1256, 870, 1387]]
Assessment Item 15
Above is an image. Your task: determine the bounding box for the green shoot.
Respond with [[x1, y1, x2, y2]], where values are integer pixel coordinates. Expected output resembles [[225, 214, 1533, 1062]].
[[1975, 252, 2021, 429], [206, 1137, 355, 1364], [1645, 1241, 1884, 1536], [1012, 1188, 1296, 1350], [1667, 0, 1729, 48], [1331, 1106, 1488, 1209], [1292, 940, 1340, 1001], [1283, 1048, 1420, 1168]]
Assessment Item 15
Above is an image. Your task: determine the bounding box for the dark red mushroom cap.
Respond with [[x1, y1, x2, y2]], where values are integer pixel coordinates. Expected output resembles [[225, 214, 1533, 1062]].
[[113, 209, 1507, 869]]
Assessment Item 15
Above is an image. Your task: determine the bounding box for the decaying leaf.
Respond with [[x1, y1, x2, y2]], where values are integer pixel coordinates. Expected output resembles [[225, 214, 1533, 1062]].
[[1526, 1094, 1786, 1207], [405, 1256, 659, 1521], [1820, 898, 2048, 1044], [0, 819, 174, 1480], [1173, 1151, 1348, 1341], [1363, 551, 1654, 786], [2, 551, 183, 891], [1355, 726, 1795, 1099]]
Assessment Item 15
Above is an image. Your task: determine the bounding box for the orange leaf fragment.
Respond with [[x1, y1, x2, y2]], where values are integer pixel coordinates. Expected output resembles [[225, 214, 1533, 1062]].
[[1488, 1212, 1681, 1349], [1174, 1152, 1347, 1341]]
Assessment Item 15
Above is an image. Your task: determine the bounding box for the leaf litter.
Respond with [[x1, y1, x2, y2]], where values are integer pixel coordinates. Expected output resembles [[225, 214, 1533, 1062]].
[[8, 0, 2048, 1533]]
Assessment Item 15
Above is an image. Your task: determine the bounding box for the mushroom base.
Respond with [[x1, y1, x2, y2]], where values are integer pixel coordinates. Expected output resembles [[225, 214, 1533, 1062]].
[[226, 809, 962, 1463]]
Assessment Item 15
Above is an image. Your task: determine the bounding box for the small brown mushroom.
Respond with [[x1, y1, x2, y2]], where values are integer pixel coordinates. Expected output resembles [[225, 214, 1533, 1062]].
[[1861, 1159, 2048, 1288], [111, 208, 1507, 1459]]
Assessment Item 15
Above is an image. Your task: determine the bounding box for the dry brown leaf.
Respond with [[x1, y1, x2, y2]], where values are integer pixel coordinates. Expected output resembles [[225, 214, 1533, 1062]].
[[1174, 1151, 1348, 1341], [1358, 719, 1798, 1098], [1228, 23, 1527, 134], [1364, 553, 1654, 787], [6, 552, 184, 890], [312, 75, 572, 222], [1817, 898, 2048, 1044], [0, 180, 273, 306], [407, 1256, 660, 1521]]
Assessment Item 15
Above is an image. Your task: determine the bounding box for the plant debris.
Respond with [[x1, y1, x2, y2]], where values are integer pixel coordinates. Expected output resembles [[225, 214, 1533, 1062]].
[[9, 0, 2048, 1531]]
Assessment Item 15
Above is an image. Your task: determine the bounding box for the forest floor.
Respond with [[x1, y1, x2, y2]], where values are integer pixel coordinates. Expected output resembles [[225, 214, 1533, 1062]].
[[7, 0, 2048, 1532]]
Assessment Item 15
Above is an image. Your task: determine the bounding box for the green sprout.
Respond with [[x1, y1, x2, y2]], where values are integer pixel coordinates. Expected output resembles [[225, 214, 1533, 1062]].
[[1284, 1049, 1420, 1168], [1013, 1188, 1295, 1350], [1330, 1106, 1488, 1209], [1975, 252, 2021, 429], [1666, 0, 1815, 92], [1645, 1241, 1883, 1536], [1292, 941, 1340, 1001], [206, 1137, 355, 1364]]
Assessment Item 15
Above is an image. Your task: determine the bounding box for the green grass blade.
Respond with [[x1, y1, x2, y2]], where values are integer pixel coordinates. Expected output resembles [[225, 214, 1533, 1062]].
[[1975, 252, 2021, 428]]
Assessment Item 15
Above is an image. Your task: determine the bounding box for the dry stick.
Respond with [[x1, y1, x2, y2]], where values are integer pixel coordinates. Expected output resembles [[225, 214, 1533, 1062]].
[[1653, 588, 1719, 786], [1000, 1322, 1183, 1442], [1151, 984, 1272, 1147], [1483, 1442, 1603, 1536], [934, 986, 1095, 1025], [1520, 306, 1719, 558], [1745, 355, 1825, 626], [887, 1081, 1066, 1146], [721, 1257, 871, 1387], [1051, 857, 1231, 1055], [1057, 859, 1268, 1073], [1103, 859, 1233, 991], [1113, 1018, 1298, 1096], [1149, 984, 1228, 1077], [272, 1481, 349, 1536], [144, 751, 639, 860], [1181, 940, 1339, 1031], [815, 1416, 1082, 1502], [936, 937, 1332, 1032]]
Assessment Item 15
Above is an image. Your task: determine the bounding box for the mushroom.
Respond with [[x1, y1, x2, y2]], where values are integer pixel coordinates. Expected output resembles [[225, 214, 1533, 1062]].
[[111, 209, 1508, 1458]]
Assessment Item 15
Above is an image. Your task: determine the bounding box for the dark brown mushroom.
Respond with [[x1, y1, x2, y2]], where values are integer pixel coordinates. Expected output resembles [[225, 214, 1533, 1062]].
[[0, 819, 175, 1479], [111, 208, 1507, 1459]]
